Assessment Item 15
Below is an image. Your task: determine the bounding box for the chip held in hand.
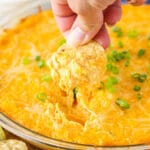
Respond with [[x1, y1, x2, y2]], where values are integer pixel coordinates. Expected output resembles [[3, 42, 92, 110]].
[[47, 41, 107, 92]]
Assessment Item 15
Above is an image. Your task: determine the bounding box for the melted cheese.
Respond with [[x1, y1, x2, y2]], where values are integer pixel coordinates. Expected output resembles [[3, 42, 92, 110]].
[[0, 5, 150, 146]]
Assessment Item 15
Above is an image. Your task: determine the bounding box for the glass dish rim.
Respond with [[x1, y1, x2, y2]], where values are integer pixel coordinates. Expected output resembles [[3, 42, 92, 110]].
[[0, 112, 150, 150]]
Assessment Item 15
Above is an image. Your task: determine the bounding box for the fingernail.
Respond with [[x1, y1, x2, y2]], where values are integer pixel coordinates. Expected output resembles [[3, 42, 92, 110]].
[[67, 27, 86, 46]]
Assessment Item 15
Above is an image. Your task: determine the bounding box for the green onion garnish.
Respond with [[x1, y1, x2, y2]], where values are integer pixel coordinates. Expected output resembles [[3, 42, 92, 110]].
[[127, 29, 138, 38], [73, 87, 78, 100], [22, 57, 30, 65], [116, 98, 130, 109], [35, 55, 41, 62], [105, 76, 118, 93], [38, 60, 46, 68], [137, 93, 142, 100], [131, 73, 147, 83], [118, 41, 124, 48], [106, 63, 119, 75], [111, 66, 119, 75], [148, 66, 150, 74], [112, 26, 123, 37], [133, 85, 141, 91], [124, 60, 130, 67], [106, 63, 113, 71], [59, 38, 66, 46], [107, 50, 130, 63], [36, 92, 47, 102], [112, 50, 125, 61], [42, 74, 51, 82], [98, 81, 104, 90], [137, 49, 146, 57]]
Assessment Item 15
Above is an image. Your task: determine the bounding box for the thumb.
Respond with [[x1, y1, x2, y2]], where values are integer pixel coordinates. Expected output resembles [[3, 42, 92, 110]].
[[67, 1, 104, 46]]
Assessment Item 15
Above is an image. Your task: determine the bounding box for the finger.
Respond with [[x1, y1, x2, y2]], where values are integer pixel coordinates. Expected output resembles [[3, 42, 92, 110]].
[[104, 0, 122, 26], [55, 15, 76, 35], [67, 11, 104, 46], [94, 25, 110, 49], [51, 0, 75, 33], [88, 0, 116, 10], [66, 0, 104, 46], [51, 0, 73, 17], [67, 0, 103, 31], [127, 0, 146, 5]]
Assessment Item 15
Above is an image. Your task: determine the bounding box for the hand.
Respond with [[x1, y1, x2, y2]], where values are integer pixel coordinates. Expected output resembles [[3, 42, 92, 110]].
[[51, 0, 144, 48]]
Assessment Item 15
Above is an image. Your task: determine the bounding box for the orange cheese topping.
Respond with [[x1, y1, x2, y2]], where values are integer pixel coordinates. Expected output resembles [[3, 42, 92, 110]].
[[0, 5, 150, 146]]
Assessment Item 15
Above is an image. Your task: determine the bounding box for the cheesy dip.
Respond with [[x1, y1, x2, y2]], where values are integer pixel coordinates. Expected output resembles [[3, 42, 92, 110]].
[[0, 5, 150, 146]]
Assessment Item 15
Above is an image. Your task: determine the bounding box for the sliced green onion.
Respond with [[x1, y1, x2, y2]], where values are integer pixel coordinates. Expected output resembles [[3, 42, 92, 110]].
[[107, 50, 131, 63], [98, 81, 104, 90], [137, 93, 142, 100], [105, 76, 118, 93], [112, 50, 125, 62], [36, 92, 47, 102], [123, 50, 131, 59], [118, 41, 124, 48], [131, 73, 147, 83], [132, 73, 140, 79], [148, 66, 150, 74], [58, 38, 66, 46], [108, 77, 118, 85], [139, 74, 147, 82], [114, 51, 125, 61], [112, 26, 123, 37], [106, 63, 113, 71], [22, 57, 30, 65], [73, 87, 78, 100], [137, 49, 146, 57], [38, 60, 46, 68], [111, 66, 119, 75], [127, 29, 138, 38], [35, 55, 41, 62], [133, 85, 141, 91], [42, 74, 51, 82], [116, 98, 130, 109], [124, 60, 130, 67], [106, 63, 119, 75]]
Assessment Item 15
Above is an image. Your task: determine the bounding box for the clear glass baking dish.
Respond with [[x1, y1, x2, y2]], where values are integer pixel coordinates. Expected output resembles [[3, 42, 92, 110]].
[[0, 1, 150, 149]]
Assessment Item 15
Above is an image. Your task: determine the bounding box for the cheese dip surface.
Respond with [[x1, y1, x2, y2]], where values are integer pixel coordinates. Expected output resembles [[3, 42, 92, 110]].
[[0, 5, 150, 146]]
